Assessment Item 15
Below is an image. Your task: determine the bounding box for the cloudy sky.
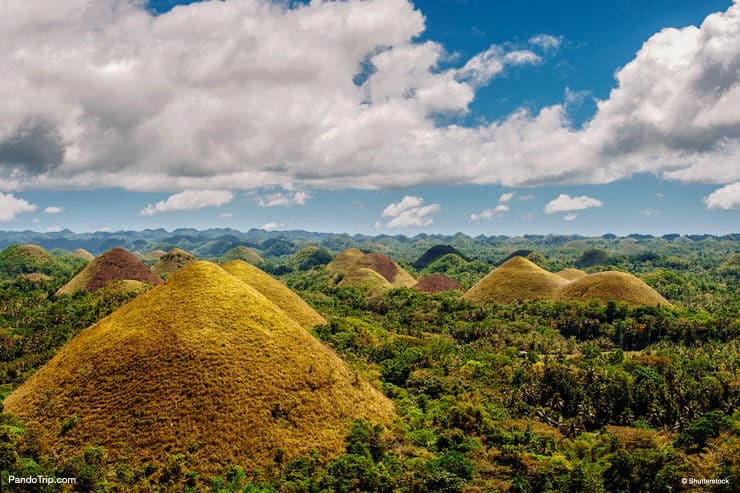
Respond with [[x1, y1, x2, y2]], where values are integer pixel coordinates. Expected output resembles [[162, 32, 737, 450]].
[[1, 0, 739, 235]]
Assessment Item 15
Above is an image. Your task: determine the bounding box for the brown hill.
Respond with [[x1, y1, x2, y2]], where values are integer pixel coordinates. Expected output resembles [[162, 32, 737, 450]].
[[153, 248, 196, 278], [555, 268, 588, 281], [4, 262, 393, 478], [414, 274, 463, 293], [56, 248, 163, 295], [353, 253, 417, 288], [463, 256, 570, 304], [222, 245, 263, 264], [15, 244, 52, 262], [556, 271, 671, 306], [221, 260, 326, 328], [71, 248, 95, 261], [328, 249, 416, 292], [337, 267, 394, 292], [143, 250, 167, 262]]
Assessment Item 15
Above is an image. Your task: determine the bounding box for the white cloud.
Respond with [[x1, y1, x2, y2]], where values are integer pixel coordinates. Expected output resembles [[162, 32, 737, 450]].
[[655, 192, 665, 201], [518, 194, 535, 201], [0, 0, 738, 194], [703, 182, 740, 209], [0, 193, 36, 221], [380, 195, 440, 228], [139, 190, 233, 215], [32, 218, 40, 223], [256, 191, 310, 208], [218, 212, 233, 219], [529, 34, 563, 51], [498, 192, 515, 203], [46, 225, 63, 232], [563, 213, 578, 221], [545, 194, 603, 214], [261, 222, 285, 231], [43, 206, 63, 214], [640, 209, 661, 216], [470, 204, 509, 221]]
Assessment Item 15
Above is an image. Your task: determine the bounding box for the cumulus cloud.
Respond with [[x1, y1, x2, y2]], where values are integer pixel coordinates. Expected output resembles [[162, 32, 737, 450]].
[[0, 193, 36, 221], [498, 192, 515, 203], [470, 204, 509, 221], [261, 222, 285, 231], [703, 182, 740, 209], [380, 195, 440, 228], [563, 213, 578, 221], [46, 225, 63, 232], [256, 191, 311, 207], [529, 34, 563, 51], [44, 206, 63, 214], [139, 190, 234, 215], [545, 194, 603, 214], [0, 0, 738, 195]]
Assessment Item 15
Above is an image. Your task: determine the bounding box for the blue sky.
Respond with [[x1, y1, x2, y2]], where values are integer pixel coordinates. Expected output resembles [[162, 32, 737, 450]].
[[1, 0, 738, 235]]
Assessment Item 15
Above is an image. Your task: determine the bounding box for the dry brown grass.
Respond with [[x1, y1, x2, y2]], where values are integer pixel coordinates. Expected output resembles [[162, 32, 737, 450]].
[[326, 248, 365, 273], [20, 272, 51, 282], [71, 248, 95, 261], [555, 268, 588, 281], [338, 267, 394, 292], [222, 246, 263, 264], [153, 248, 197, 278], [56, 248, 163, 295], [15, 244, 52, 262], [328, 249, 416, 292], [414, 274, 463, 293], [353, 253, 417, 288], [4, 261, 394, 476], [556, 271, 671, 306], [143, 250, 167, 262], [221, 260, 326, 328], [463, 256, 570, 304]]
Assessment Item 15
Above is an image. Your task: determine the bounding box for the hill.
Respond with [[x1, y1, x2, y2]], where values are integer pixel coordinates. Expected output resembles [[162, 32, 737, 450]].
[[414, 274, 463, 293], [413, 245, 468, 269], [153, 248, 197, 278], [56, 247, 163, 295], [0, 244, 71, 279], [289, 246, 332, 271], [222, 245, 264, 264], [556, 272, 672, 306], [4, 261, 394, 479], [337, 267, 394, 292], [464, 256, 570, 304], [71, 248, 95, 261], [328, 248, 416, 292], [353, 253, 417, 288], [221, 260, 326, 328], [326, 248, 366, 273], [143, 250, 167, 262], [555, 268, 588, 281]]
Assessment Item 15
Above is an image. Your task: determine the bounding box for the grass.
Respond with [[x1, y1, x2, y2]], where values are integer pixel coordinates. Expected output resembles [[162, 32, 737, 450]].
[[221, 260, 326, 328], [57, 247, 163, 295], [556, 271, 671, 306], [328, 249, 416, 292], [338, 267, 394, 292], [143, 250, 167, 262], [464, 256, 570, 304], [72, 248, 95, 261], [326, 248, 365, 273], [555, 268, 588, 281], [4, 261, 394, 477], [153, 248, 196, 278], [0, 244, 70, 279]]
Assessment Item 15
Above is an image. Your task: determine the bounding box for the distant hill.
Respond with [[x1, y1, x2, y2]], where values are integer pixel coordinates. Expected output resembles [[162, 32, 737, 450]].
[[222, 245, 263, 264], [414, 274, 463, 293], [555, 268, 588, 281], [413, 245, 468, 269], [153, 248, 197, 278], [353, 253, 417, 288], [221, 260, 326, 328], [4, 261, 394, 478], [57, 247, 162, 295], [289, 246, 332, 271], [326, 248, 366, 273], [0, 244, 73, 279], [71, 248, 95, 261], [464, 256, 570, 304], [557, 272, 671, 306], [143, 249, 167, 262], [576, 248, 611, 268]]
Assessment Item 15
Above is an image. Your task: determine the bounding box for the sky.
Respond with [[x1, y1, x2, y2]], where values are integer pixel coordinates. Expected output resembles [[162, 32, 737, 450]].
[[1, 0, 739, 235]]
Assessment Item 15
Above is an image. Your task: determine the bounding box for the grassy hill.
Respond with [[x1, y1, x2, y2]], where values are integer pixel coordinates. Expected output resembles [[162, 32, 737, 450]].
[[555, 268, 588, 281], [0, 244, 75, 279], [222, 245, 264, 265], [414, 274, 463, 293], [71, 248, 95, 261], [413, 245, 468, 269], [153, 248, 197, 278], [4, 261, 394, 480], [464, 256, 570, 304], [57, 247, 163, 295], [221, 260, 326, 328], [289, 246, 332, 271], [556, 271, 671, 306]]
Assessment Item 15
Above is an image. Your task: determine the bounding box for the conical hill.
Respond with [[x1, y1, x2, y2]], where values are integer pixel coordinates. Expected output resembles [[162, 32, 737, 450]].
[[338, 267, 394, 292], [0, 244, 66, 279], [463, 256, 570, 303], [222, 245, 263, 264], [153, 248, 197, 278], [353, 253, 417, 288], [556, 271, 671, 306], [71, 248, 95, 261], [328, 249, 416, 291], [326, 248, 365, 273], [555, 268, 588, 281], [4, 262, 393, 477], [143, 249, 167, 262], [56, 247, 162, 295], [221, 260, 326, 328], [414, 274, 463, 293]]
